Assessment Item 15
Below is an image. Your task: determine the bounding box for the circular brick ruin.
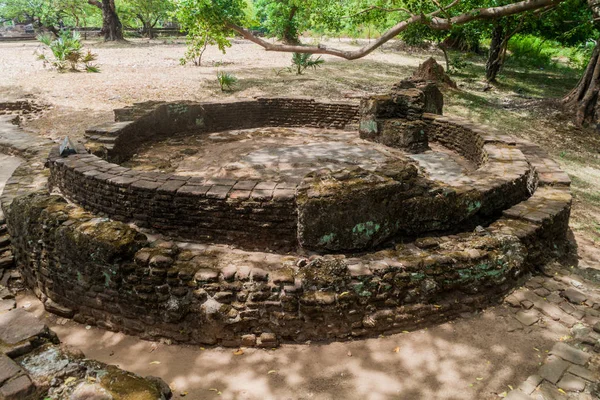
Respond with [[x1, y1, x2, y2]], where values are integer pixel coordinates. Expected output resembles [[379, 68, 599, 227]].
[[1, 88, 573, 347]]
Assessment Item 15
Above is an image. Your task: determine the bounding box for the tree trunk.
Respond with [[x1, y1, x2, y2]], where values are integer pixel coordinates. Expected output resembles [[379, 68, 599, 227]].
[[563, 37, 600, 128], [486, 24, 504, 82], [101, 0, 123, 41], [281, 6, 300, 45]]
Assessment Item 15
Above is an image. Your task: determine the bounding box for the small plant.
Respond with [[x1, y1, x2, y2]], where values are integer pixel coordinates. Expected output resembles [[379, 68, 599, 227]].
[[289, 53, 324, 75], [36, 31, 99, 72], [216, 71, 237, 91], [180, 33, 210, 66]]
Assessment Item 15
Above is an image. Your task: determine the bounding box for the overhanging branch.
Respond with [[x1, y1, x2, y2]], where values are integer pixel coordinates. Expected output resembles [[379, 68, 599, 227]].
[[226, 0, 566, 60]]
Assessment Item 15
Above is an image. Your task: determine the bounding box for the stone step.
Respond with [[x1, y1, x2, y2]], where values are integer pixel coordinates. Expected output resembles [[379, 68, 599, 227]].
[[84, 121, 132, 138], [85, 135, 116, 144], [502, 186, 571, 225]]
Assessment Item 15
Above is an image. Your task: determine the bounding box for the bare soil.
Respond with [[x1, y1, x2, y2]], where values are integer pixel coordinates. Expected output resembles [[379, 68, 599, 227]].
[[1, 37, 599, 400]]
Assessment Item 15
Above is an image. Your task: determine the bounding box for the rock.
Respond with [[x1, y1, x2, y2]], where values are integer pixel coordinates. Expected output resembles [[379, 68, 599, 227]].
[[240, 334, 256, 347], [550, 342, 591, 366], [593, 321, 600, 334], [0, 286, 13, 300], [43, 299, 74, 318], [257, 332, 277, 348], [69, 382, 113, 400], [411, 57, 457, 89], [144, 376, 172, 399], [561, 288, 586, 304], [0, 299, 15, 312], [0, 308, 47, 345], [556, 373, 586, 392]]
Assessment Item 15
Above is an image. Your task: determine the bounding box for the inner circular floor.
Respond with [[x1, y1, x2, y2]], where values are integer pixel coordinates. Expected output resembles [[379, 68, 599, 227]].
[[122, 127, 476, 184]]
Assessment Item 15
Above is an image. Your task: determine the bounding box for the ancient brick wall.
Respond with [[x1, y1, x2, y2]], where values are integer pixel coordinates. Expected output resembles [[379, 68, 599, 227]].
[[49, 107, 543, 252], [48, 150, 299, 251], [6, 190, 544, 347], [93, 98, 360, 163], [1, 104, 573, 346]]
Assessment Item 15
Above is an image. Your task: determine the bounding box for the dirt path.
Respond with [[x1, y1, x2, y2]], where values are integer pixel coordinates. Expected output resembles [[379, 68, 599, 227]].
[[19, 292, 567, 400]]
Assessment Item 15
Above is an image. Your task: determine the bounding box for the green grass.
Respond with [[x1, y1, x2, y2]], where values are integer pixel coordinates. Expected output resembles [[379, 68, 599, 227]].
[[444, 51, 600, 242]]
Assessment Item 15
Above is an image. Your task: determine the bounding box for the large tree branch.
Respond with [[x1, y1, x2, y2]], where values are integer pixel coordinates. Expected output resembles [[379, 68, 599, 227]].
[[226, 0, 566, 60], [87, 0, 102, 9]]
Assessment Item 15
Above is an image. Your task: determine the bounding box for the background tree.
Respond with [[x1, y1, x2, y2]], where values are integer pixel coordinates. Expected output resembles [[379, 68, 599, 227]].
[[0, 0, 62, 34], [87, 0, 124, 40], [175, 0, 246, 65], [124, 0, 173, 38]]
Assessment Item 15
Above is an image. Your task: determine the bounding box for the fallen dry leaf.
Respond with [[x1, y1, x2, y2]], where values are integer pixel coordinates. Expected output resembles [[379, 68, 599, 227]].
[[267, 370, 277, 374], [393, 347, 400, 353], [233, 349, 244, 356], [149, 361, 161, 365]]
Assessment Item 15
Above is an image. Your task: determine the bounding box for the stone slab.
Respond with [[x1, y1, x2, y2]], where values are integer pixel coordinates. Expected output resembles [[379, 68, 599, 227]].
[[0, 309, 46, 345], [0, 354, 20, 385], [538, 356, 570, 384], [0, 374, 35, 399], [515, 310, 539, 326], [561, 288, 587, 304], [550, 342, 591, 366], [556, 373, 586, 392], [567, 364, 596, 382]]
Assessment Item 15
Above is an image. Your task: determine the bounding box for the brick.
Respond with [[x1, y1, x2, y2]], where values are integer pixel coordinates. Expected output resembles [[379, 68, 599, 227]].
[[232, 181, 258, 191], [206, 185, 232, 199]]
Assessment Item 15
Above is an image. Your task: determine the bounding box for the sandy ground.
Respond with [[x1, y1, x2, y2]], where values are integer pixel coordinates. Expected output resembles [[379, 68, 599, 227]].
[[18, 292, 569, 400], [1, 38, 599, 399], [0, 38, 430, 143]]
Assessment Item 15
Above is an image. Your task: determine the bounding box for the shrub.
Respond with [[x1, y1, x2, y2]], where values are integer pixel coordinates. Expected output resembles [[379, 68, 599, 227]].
[[507, 35, 554, 67], [289, 53, 324, 75], [36, 31, 99, 72], [216, 71, 237, 91]]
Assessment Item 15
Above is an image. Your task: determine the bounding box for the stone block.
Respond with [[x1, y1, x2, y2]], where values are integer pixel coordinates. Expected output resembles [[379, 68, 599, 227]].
[[556, 373, 586, 392], [43, 299, 74, 318], [0, 355, 20, 385], [0, 309, 47, 345], [550, 342, 591, 366], [538, 355, 570, 384], [567, 364, 596, 382], [561, 288, 586, 304], [0, 374, 35, 399]]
